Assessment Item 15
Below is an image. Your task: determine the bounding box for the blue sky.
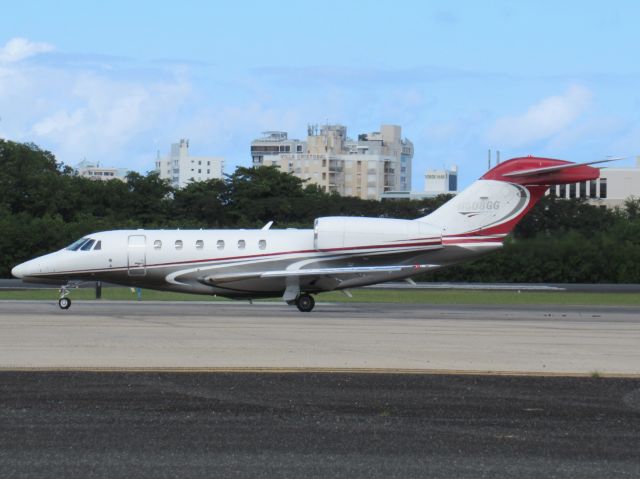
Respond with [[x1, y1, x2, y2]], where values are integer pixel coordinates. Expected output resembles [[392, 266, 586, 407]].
[[1, 0, 639, 189]]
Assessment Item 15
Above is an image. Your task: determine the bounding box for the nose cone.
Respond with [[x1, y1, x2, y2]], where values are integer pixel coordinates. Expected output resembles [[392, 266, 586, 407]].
[[11, 263, 26, 279]]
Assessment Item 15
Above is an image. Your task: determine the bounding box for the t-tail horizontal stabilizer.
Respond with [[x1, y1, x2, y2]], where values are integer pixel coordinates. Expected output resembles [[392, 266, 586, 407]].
[[501, 157, 623, 178], [481, 156, 622, 186]]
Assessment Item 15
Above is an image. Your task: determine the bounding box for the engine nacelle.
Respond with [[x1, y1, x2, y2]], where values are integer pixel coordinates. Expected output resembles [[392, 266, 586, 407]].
[[314, 217, 442, 251]]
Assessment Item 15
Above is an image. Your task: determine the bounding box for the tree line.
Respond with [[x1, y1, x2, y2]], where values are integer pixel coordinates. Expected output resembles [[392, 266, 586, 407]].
[[2, 139, 639, 282]]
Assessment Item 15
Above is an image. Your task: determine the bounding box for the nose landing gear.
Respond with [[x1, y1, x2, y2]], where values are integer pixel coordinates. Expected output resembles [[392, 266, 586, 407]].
[[58, 282, 79, 310]]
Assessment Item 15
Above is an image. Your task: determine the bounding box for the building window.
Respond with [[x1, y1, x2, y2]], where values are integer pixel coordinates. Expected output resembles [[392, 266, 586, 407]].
[[238, 239, 246, 250], [569, 183, 577, 198], [198, 169, 201, 174], [600, 178, 607, 198], [590, 180, 598, 198], [258, 239, 266, 250], [207, 161, 210, 165], [580, 181, 587, 198], [153, 240, 162, 250], [217, 240, 224, 250], [559, 184, 566, 198], [196, 240, 204, 249], [449, 175, 457, 192], [207, 169, 210, 174], [175, 240, 183, 250]]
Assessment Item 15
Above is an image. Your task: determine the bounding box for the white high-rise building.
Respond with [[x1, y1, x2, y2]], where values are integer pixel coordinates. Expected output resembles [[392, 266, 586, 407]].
[[155, 139, 224, 189], [250, 124, 413, 200], [424, 166, 458, 195]]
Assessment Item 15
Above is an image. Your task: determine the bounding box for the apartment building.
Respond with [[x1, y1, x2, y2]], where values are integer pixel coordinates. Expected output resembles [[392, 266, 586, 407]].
[[155, 139, 224, 189], [251, 124, 413, 200]]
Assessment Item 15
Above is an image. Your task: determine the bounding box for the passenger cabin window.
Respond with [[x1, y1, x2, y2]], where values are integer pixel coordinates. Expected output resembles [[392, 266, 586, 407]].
[[258, 239, 266, 250], [238, 239, 246, 250], [93, 241, 102, 251], [196, 240, 204, 250], [80, 239, 95, 251], [153, 240, 162, 250], [217, 240, 224, 250], [175, 240, 183, 250]]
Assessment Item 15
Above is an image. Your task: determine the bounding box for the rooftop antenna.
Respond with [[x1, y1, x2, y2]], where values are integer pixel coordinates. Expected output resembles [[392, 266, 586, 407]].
[[487, 149, 491, 170], [496, 150, 501, 165]]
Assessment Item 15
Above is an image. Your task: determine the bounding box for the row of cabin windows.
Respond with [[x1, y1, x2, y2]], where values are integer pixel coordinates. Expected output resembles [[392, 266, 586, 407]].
[[153, 239, 267, 251]]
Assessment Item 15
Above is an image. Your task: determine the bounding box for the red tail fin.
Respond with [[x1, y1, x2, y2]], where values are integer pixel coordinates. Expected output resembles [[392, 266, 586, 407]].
[[418, 156, 603, 239]]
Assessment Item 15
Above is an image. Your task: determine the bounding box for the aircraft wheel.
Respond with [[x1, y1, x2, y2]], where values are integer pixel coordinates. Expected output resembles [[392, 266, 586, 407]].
[[58, 297, 71, 310], [296, 294, 315, 312]]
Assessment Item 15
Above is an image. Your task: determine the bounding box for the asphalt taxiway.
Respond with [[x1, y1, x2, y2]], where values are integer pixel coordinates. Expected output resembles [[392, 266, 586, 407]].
[[0, 300, 639, 375], [1, 371, 639, 478]]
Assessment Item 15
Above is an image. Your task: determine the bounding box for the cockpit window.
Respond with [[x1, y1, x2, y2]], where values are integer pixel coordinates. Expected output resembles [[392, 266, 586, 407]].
[[80, 239, 96, 251], [66, 238, 89, 251], [66, 237, 101, 251]]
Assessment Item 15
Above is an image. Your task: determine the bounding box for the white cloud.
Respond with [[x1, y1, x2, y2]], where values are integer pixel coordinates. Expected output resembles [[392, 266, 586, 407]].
[[487, 85, 592, 148], [0, 37, 54, 63], [0, 39, 195, 169]]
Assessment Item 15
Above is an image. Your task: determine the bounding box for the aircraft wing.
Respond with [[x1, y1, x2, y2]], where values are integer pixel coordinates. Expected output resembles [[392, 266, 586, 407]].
[[200, 264, 437, 286]]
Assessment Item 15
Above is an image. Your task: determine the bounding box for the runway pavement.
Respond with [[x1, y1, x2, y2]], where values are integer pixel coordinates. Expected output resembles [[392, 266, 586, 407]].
[[1, 300, 639, 375], [1, 371, 639, 478], [2, 301, 640, 477]]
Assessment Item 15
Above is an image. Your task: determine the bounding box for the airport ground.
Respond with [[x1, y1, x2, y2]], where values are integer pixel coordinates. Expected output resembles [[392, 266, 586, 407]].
[[1, 371, 639, 478], [1, 299, 639, 477]]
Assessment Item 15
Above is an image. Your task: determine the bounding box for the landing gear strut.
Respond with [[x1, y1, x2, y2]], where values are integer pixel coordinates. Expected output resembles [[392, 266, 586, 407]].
[[295, 293, 315, 312], [58, 282, 78, 310]]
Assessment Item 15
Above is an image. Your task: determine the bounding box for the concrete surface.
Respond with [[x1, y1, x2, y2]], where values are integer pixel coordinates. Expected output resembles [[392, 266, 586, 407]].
[[1, 301, 639, 375]]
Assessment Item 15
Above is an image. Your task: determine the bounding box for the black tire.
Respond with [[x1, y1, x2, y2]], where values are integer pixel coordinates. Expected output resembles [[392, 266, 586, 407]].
[[296, 294, 315, 312], [58, 297, 71, 309]]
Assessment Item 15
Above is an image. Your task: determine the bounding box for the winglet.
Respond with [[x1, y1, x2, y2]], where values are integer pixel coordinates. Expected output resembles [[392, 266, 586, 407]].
[[261, 221, 274, 230]]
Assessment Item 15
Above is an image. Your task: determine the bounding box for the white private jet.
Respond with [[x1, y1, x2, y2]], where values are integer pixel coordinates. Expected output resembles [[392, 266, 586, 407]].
[[12, 156, 612, 312]]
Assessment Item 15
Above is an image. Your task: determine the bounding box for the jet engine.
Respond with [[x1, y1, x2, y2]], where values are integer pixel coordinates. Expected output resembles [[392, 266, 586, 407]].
[[313, 217, 442, 251]]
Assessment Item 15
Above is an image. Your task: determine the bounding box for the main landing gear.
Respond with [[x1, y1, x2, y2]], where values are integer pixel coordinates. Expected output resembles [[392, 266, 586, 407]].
[[295, 293, 315, 313], [58, 297, 71, 309]]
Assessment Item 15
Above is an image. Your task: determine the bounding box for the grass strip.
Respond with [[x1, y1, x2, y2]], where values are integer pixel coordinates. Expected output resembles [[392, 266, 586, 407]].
[[0, 287, 639, 306]]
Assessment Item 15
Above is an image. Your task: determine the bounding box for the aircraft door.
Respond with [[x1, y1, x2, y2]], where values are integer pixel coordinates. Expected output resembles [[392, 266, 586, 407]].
[[127, 235, 147, 276]]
